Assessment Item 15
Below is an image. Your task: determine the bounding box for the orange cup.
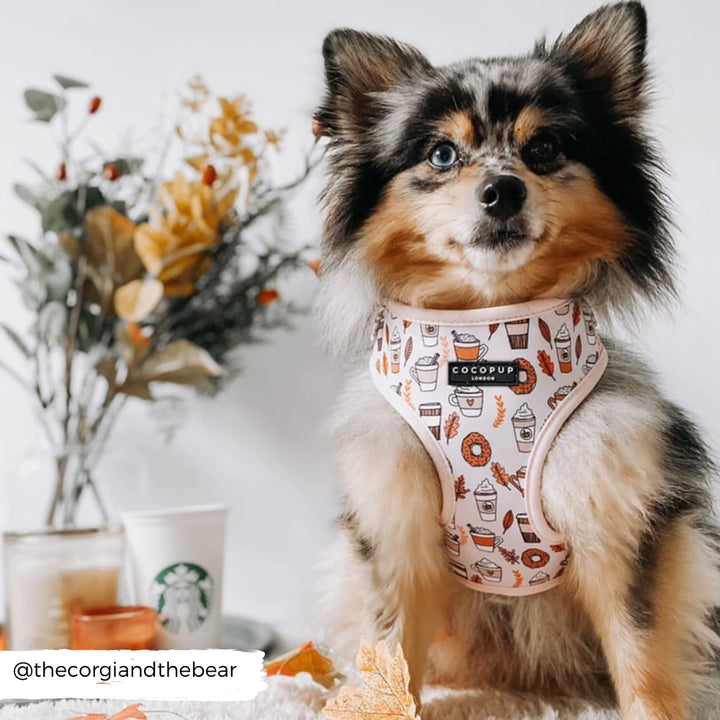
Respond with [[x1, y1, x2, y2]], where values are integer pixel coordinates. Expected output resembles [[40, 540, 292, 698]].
[[70, 606, 156, 650]]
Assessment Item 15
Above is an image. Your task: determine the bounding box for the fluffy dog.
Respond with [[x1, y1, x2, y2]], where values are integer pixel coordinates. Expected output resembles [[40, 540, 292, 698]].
[[314, 3, 720, 718]]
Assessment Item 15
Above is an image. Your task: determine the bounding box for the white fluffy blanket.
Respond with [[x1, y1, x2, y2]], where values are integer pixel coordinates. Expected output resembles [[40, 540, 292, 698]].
[[0, 675, 620, 719]]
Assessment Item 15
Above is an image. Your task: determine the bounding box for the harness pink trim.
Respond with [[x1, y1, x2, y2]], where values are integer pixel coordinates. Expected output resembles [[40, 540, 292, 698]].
[[369, 297, 608, 596]]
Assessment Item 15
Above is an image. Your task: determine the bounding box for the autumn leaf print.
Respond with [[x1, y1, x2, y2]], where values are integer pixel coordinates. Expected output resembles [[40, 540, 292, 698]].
[[537, 349, 556, 380], [499, 546, 520, 565], [458, 524, 469, 546], [550, 543, 566, 553], [538, 317, 552, 348], [375, 359, 381, 374], [512, 570, 524, 587], [554, 567, 566, 580], [385, 323, 390, 345], [572, 301, 581, 327], [455, 475, 469, 500], [439, 336, 451, 367], [492, 462, 524, 496], [404, 336, 413, 366], [488, 323, 500, 340], [493, 395, 507, 428], [382, 353, 388, 376], [575, 334, 582, 362], [502, 510, 514, 534], [444, 412, 460, 444], [403, 319, 412, 333], [403, 379, 414, 409]]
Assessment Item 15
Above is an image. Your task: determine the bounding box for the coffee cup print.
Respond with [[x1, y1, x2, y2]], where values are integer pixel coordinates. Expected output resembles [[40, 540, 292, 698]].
[[583, 308, 597, 345], [512, 403, 536, 452], [516, 513, 541, 543], [419, 403, 442, 440], [467, 525, 503, 553], [390, 328, 402, 373], [445, 528, 461, 556], [410, 354, 440, 391], [420, 323, 439, 347], [583, 352, 598, 375], [555, 323, 572, 373], [471, 558, 503, 583], [449, 386, 483, 417], [451, 331, 487, 362], [474, 479, 497, 522], [505, 318, 530, 349], [547, 384, 575, 410]]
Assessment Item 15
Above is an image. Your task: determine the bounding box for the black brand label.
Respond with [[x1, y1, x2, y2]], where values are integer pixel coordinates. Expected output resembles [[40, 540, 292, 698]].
[[448, 361, 519, 386]]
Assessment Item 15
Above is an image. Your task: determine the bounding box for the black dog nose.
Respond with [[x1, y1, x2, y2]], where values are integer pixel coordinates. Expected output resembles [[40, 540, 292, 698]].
[[480, 175, 527, 220]]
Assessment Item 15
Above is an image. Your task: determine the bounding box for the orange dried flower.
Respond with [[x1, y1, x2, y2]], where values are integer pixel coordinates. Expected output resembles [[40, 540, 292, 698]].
[[257, 288, 279, 306]]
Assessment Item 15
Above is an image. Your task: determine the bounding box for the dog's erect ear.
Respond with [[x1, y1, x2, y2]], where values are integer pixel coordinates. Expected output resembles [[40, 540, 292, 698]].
[[555, 2, 648, 117], [317, 29, 432, 138]]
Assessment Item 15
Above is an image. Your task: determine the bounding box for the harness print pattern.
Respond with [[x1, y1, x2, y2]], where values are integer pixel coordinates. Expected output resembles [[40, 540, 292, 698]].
[[369, 298, 607, 596]]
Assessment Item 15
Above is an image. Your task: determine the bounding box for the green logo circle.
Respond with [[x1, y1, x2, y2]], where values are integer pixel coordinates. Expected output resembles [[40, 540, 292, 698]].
[[150, 562, 214, 634]]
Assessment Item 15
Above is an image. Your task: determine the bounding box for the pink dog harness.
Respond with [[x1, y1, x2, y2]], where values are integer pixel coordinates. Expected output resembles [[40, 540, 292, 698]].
[[369, 298, 608, 595]]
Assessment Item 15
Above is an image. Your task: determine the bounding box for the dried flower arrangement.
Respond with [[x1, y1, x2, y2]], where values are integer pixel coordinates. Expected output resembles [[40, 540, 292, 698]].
[[1, 74, 318, 527]]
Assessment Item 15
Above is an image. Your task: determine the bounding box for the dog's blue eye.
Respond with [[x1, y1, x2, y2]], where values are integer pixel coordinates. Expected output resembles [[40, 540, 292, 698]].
[[429, 143, 458, 169]]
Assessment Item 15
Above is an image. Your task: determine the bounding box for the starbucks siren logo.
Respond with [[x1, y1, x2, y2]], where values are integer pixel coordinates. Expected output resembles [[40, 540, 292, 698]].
[[151, 562, 214, 634]]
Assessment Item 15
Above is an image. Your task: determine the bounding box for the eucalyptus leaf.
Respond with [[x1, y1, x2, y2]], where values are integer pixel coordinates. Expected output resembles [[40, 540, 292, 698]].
[[13, 183, 39, 208], [44, 253, 73, 301], [0, 324, 31, 357], [41, 186, 106, 233], [53, 75, 89, 90], [18, 277, 47, 310], [24, 89, 66, 122], [36, 301, 67, 346], [6, 235, 43, 274]]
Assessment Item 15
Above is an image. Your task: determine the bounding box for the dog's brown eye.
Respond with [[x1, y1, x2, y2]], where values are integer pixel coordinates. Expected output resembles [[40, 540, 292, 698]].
[[429, 143, 458, 170], [523, 132, 561, 174]]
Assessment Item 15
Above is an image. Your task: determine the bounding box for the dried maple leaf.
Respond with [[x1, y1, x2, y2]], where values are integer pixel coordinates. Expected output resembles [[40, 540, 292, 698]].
[[444, 412, 460, 444], [323, 640, 419, 720], [537, 349, 555, 380], [265, 641, 338, 688]]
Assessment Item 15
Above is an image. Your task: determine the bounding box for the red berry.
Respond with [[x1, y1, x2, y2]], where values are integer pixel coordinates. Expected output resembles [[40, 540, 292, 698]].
[[88, 96, 102, 114], [56, 162, 67, 181], [257, 288, 279, 306], [103, 163, 121, 181], [202, 164, 218, 186]]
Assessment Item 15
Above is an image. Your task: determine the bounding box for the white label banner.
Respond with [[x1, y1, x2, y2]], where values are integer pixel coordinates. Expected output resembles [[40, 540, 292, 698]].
[[0, 649, 266, 701]]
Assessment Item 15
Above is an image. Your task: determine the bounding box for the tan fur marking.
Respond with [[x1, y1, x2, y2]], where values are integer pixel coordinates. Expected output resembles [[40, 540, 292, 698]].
[[514, 106, 546, 145], [437, 111, 476, 146]]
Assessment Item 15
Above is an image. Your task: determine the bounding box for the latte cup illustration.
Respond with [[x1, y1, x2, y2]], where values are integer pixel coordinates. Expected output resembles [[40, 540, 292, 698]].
[[472, 558, 503, 583], [445, 528, 461, 556], [467, 525, 503, 553], [390, 328, 402, 373], [474, 479, 497, 521], [547, 384, 576, 410], [449, 386, 483, 417], [419, 402, 442, 440], [583, 308, 597, 345], [555, 323, 572, 373], [512, 403, 536, 452], [583, 352, 599, 375], [516, 512, 541, 543], [410, 354, 440, 391], [451, 331, 487, 362], [420, 323, 439, 347], [505, 318, 530, 349], [122, 505, 228, 649]]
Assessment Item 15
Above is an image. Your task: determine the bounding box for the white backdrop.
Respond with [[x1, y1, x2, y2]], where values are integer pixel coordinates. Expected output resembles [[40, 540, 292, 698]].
[[0, 0, 718, 646]]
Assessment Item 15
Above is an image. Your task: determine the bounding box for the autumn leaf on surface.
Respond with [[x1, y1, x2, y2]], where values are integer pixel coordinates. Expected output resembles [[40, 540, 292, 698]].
[[538, 317, 552, 348], [575, 335, 582, 362], [491, 462, 524, 496], [499, 546, 520, 565], [455, 475, 469, 500], [572, 302, 581, 327], [265, 641, 338, 688], [403, 379, 414, 409], [323, 640, 420, 720], [404, 337, 413, 366], [502, 510, 514, 534], [444, 412, 460, 444], [65, 704, 146, 720], [493, 395, 506, 428], [439, 336, 450, 367], [537, 350, 555, 380], [512, 570, 523, 588], [488, 323, 500, 340]]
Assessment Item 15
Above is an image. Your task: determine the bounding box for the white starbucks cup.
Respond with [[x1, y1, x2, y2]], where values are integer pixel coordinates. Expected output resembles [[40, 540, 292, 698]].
[[121, 505, 228, 649]]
